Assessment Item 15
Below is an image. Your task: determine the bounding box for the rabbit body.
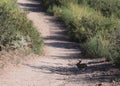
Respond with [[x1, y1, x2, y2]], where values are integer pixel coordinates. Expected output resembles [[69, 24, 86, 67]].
[[76, 60, 87, 70]]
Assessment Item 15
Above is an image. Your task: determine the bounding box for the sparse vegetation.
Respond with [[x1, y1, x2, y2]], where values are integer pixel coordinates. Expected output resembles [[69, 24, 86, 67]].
[[41, 0, 120, 64]]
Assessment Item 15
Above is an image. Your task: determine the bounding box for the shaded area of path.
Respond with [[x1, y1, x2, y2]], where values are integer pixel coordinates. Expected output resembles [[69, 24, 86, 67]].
[[0, 0, 120, 86]]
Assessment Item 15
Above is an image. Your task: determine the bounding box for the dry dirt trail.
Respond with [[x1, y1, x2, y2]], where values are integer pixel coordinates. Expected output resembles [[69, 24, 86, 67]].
[[0, 0, 119, 86]]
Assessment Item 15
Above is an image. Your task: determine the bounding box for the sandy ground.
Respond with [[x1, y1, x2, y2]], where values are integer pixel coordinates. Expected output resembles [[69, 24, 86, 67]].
[[0, 0, 120, 86]]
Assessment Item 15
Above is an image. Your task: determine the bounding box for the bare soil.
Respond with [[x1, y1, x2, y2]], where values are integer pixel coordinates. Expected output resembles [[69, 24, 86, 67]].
[[0, 0, 120, 86]]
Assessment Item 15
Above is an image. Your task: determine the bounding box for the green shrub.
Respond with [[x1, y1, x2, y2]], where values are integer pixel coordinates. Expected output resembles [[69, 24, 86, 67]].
[[60, 4, 118, 41], [86, 0, 120, 18], [81, 32, 112, 59], [0, 0, 43, 54], [60, 4, 96, 42], [110, 28, 120, 64]]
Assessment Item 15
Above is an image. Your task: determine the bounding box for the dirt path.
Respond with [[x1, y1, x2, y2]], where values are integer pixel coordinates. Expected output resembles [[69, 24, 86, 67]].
[[0, 0, 119, 86]]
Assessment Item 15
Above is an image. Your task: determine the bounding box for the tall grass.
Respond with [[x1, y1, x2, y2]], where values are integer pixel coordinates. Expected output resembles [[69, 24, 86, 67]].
[[79, 0, 120, 18], [0, 0, 43, 54]]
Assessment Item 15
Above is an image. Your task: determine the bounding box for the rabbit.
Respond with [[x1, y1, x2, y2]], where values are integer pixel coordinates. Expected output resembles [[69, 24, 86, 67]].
[[76, 60, 87, 70]]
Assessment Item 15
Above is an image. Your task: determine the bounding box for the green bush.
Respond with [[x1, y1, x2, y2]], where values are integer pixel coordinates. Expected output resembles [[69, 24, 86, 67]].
[[0, 0, 43, 54], [60, 4, 118, 41], [85, 0, 120, 18], [110, 28, 120, 64], [81, 31, 114, 59]]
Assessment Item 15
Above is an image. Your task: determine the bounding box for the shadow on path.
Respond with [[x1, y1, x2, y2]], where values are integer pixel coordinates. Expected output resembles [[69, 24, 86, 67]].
[[24, 62, 120, 83], [18, 2, 44, 12]]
